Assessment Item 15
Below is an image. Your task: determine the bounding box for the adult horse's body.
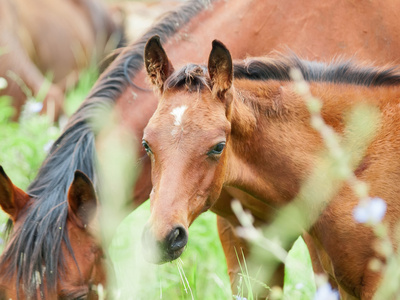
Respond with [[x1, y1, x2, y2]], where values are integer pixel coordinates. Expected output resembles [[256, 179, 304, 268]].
[[142, 37, 400, 299], [3, 0, 400, 297], [0, 0, 123, 120]]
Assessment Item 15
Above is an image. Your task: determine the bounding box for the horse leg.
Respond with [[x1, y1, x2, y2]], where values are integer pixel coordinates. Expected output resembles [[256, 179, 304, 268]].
[[216, 215, 248, 293], [302, 232, 339, 291], [360, 270, 381, 300], [217, 215, 285, 298]]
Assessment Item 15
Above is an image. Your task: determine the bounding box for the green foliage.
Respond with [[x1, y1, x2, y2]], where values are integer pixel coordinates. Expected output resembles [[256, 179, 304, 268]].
[[0, 66, 97, 190], [0, 98, 60, 190], [283, 237, 316, 300], [64, 67, 99, 115], [0, 95, 61, 252]]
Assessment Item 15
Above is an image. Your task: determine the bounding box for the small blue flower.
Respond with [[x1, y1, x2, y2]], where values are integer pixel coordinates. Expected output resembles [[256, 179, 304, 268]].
[[353, 197, 387, 224], [295, 283, 304, 290], [313, 283, 339, 300], [26, 101, 43, 113]]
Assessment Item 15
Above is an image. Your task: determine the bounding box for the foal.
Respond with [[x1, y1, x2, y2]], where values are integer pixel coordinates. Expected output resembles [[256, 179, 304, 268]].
[[141, 35, 400, 299]]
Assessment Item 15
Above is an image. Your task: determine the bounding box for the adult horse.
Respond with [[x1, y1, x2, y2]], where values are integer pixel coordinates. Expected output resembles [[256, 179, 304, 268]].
[[0, 0, 123, 121], [2, 0, 400, 297], [141, 36, 400, 299], [0, 166, 104, 299]]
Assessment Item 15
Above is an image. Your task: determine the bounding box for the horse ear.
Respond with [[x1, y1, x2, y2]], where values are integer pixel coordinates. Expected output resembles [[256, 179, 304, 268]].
[[0, 166, 30, 220], [67, 170, 97, 228], [208, 40, 233, 99], [144, 35, 174, 93]]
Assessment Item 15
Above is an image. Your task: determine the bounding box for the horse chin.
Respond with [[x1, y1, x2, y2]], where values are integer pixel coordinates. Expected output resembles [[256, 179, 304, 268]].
[[168, 247, 185, 261], [159, 247, 186, 264], [142, 246, 186, 264]]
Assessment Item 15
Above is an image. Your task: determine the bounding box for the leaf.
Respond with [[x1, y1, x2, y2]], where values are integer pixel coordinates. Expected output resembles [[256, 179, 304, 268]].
[[283, 236, 316, 300]]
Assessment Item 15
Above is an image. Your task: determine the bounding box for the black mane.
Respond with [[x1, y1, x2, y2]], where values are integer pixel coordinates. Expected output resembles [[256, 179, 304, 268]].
[[0, 0, 212, 297], [234, 55, 400, 86], [164, 55, 400, 93]]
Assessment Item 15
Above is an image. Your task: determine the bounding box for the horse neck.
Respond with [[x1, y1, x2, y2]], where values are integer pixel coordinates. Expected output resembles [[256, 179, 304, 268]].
[[225, 79, 377, 206]]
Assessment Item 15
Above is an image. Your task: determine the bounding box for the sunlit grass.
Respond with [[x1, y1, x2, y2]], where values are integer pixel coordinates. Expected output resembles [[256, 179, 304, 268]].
[[64, 67, 99, 116]]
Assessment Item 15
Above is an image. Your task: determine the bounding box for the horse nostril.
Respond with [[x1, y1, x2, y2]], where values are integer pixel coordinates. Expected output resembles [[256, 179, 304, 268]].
[[167, 226, 188, 252], [141, 224, 188, 263]]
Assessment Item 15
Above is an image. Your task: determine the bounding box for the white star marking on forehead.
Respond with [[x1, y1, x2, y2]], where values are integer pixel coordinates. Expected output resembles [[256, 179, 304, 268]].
[[170, 105, 187, 136], [171, 105, 187, 126]]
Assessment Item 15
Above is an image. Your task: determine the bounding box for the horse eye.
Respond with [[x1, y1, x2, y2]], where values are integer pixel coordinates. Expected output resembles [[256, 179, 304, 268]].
[[207, 142, 226, 156], [142, 140, 152, 154]]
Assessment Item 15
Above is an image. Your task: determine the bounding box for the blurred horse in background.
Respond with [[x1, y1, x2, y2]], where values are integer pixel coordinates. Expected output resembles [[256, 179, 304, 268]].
[[109, 0, 180, 42], [0, 166, 105, 299], [0, 0, 124, 121], [2, 0, 400, 297]]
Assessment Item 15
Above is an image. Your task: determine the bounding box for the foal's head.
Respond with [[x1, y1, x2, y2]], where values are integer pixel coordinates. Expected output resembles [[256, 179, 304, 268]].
[[0, 167, 105, 299], [141, 36, 234, 263]]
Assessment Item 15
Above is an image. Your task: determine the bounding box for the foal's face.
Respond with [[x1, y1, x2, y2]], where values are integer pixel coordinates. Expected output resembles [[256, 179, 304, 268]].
[[142, 90, 231, 262], [142, 36, 234, 263]]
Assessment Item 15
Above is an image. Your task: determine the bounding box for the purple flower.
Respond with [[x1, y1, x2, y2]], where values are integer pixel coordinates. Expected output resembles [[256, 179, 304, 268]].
[[353, 197, 387, 224], [26, 101, 43, 113], [314, 283, 339, 300]]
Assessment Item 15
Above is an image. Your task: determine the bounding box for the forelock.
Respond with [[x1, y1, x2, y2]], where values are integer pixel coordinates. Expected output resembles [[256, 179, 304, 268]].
[[164, 64, 211, 92]]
